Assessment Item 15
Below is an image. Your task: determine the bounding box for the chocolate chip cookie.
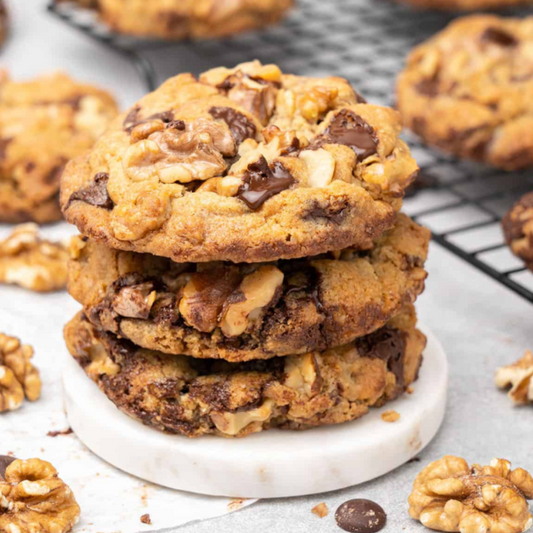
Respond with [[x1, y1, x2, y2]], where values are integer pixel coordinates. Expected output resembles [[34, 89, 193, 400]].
[[397, 16, 533, 170], [56, 0, 293, 40], [68, 213, 429, 362], [0, 72, 118, 223], [61, 61, 418, 262], [395, 0, 533, 10], [502, 191, 533, 271], [64, 305, 425, 438]]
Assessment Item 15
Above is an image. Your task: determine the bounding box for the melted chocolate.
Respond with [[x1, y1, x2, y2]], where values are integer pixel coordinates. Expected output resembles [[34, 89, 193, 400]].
[[237, 156, 295, 210], [209, 106, 257, 146], [310, 109, 378, 161], [67, 172, 113, 210], [481, 27, 518, 47], [123, 107, 175, 132]]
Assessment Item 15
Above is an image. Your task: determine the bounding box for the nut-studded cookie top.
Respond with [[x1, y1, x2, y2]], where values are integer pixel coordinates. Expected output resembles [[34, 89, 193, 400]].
[[397, 16, 533, 170], [61, 61, 419, 263], [65, 305, 425, 438], [502, 191, 533, 271], [68, 214, 429, 362], [0, 72, 118, 223], [55, 0, 293, 40]]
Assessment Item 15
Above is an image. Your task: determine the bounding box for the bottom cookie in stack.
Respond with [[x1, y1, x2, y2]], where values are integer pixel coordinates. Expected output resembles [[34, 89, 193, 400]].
[[64, 305, 426, 438]]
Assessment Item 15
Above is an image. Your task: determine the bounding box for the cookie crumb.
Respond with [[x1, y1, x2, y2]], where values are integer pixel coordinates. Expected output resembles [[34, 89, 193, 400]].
[[312, 502, 329, 518], [381, 410, 400, 423], [47, 428, 73, 437], [406, 386, 414, 394], [140, 514, 151, 525], [407, 457, 421, 463], [227, 497, 247, 511]]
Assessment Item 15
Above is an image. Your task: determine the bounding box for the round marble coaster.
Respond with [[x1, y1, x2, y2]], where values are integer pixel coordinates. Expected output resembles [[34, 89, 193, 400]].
[[63, 324, 448, 498]]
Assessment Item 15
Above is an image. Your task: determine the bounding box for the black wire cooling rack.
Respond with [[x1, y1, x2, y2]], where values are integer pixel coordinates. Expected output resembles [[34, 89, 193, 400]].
[[48, 0, 533, 303]]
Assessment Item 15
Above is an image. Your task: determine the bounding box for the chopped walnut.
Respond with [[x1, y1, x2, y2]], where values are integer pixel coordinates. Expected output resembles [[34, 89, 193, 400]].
[[0, 458, 81, 533], [312, 502, 329, 518], [297, 86, 339, 122], [284, 353, 322, 397], [299, 149, 336, 188], [495, 351, 533, 405], [381, 410, 400, 423], [220, 266, 284, 337], [112, 282, 157, 319], [408, 456, 533, 533], [0, 333, 40, 412], [124, 118, 234, 184], [0, 224, 68, 292], [211, 399, 275, 436]]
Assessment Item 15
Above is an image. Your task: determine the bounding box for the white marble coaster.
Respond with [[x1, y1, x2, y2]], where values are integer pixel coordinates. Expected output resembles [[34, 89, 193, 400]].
[[63, 324, 448, 498]]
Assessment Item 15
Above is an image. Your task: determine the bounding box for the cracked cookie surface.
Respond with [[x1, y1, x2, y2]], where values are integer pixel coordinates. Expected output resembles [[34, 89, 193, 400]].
[[68, 213, 429, 362], [0, 72, 118, 223], [64, 305, 425, 438], [61, 61, 418, 263], [56, 0, 293, 40], [502, 191, 533, 271], [397, 16, 533, 170]]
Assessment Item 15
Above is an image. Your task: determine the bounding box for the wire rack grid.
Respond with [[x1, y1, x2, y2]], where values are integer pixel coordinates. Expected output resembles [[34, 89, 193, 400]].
[[48, 0, 533, 303]]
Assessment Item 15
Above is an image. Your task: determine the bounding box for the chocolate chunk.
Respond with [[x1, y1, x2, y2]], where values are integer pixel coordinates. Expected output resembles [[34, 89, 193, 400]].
[[481, 27, 517, 47], [67, 172, 113, 210], [416, 78, 439, 97], [335, 499, 387, 533], [303, 200, 348, 225], [0, 455, 16, 481], [280, 137, 301, 156], [0, 138, 12, 161], [356, 327, 406, 390], [112, 282, 156, 319], [123, 107, 175, 133], [44, 162, 66, 185], [209, 106, 257, 146], [310, 109, 378, 161], [237, 156, 295, 210]]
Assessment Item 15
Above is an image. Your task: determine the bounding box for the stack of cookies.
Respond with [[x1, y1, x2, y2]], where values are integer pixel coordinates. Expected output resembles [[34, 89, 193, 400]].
[[61, 61, 430, 438]]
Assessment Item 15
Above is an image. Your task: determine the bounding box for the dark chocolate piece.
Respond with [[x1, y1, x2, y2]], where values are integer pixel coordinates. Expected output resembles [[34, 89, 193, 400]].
[[481, 27, 518, 47], [209, 106, 256, 146], [67, 172, 113, 210], [0, 455, 16, 481], [335, 499, 387, 533], [237, 156, 295, 210]]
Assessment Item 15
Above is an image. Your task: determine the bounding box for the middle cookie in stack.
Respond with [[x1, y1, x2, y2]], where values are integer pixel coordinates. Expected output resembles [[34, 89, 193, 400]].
[[61, 61, 430, 438]]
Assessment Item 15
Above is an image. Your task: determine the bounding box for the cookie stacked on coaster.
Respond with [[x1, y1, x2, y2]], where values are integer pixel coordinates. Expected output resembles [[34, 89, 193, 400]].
[[61, 61, 430, 438]]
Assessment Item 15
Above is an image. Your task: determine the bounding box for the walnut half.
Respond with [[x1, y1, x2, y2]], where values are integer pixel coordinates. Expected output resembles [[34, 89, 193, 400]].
[[0, 333, 41, 412], [0, 458, 81, 533], [495, 351, 533, 405], [408, 456, 533, 533]]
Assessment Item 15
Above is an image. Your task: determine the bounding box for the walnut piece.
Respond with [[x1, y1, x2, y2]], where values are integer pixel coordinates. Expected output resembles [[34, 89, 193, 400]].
[[0, 333, 40, 412], [0, 458, 81, 533], [210, 399, 275, 436], [312, 502, 329, 518], [408, 456, 533, 533], [381, 410, 400, 423], [495, 351, 533, 405], [0, 224, 68, 292], [220, 266, 284, 337]]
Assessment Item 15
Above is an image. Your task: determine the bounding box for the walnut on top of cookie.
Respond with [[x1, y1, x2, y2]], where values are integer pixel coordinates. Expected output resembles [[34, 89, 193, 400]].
[[0, 70, 118, 223], [397, 16, 533, 170], [62, 60, 419, 263]]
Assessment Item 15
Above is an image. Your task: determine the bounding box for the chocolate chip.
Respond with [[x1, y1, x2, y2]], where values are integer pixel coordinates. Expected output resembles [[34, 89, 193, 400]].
[[237, 156, 295, 210], [280, 137, 301, 156], [0, 138, 12, 161], [481, 27, 517, 47], [67, 172, 113, 210], [209, 106, 257, 146], [0, 455, 16, 481], [416, 78, 439, 97], [335, 499, 387, 533], [310, 109, 378, 161]]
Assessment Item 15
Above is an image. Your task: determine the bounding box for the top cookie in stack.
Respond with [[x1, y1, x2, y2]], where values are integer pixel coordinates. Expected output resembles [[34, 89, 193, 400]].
[[61, 61, 430, 437]]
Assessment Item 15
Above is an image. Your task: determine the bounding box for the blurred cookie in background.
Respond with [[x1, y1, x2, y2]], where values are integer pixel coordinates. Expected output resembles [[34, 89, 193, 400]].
[[502, 191, 533, 272], [397, 16, 533, 170], [54, 0, 294, 40], [0, 72, 118, 223]]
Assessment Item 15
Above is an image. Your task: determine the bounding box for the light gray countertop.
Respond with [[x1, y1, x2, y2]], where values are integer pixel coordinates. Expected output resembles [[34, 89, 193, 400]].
[[6, 1, 533, 531]]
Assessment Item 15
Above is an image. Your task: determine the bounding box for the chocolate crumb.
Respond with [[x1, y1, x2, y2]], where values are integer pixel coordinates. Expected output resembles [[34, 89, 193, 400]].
[[140, 514, 152, 525], [407, 457, 421, 463], [47, 428, 73, 437]]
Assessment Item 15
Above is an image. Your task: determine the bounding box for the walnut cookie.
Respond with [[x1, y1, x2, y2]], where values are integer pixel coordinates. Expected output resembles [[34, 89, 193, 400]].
[[68, 213, 429, 362], [0, 71, 118, 223], [502, 191, 533, 272], [64, 305, 425, 438], [55, 0, 293, 40], [397, 16, 533, 171], [61, 61, 419, 263]]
